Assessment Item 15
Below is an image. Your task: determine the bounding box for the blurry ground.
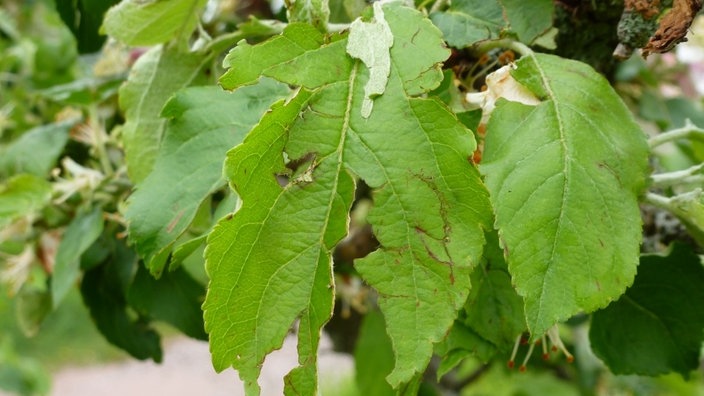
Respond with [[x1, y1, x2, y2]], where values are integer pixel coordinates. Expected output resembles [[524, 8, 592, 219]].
[[47, 335, 352, 396]]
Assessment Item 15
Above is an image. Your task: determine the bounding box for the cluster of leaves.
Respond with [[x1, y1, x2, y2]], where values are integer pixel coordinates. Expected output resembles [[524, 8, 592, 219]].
[[3, 0, 704, 394]]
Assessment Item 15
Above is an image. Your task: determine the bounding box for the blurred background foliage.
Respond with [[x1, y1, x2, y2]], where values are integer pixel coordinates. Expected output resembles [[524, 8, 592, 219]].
[[2, 0, 704, 395]]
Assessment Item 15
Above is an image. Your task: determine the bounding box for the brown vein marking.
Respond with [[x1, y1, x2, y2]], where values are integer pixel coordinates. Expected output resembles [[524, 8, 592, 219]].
[[166, 210, 185, 233], [415, 226, 455, 285], [642, 0, 704, 57]]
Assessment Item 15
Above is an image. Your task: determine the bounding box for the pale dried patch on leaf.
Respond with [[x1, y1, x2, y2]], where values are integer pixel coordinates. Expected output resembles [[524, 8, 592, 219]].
[[466, 63, 540, 125]]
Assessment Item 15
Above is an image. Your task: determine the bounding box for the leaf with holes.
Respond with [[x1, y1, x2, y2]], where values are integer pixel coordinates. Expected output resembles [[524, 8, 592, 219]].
[[204, 3, 492, 393]]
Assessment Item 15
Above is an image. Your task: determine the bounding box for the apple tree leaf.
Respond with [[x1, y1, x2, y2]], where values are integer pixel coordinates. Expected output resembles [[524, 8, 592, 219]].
[[204, 3, 492, 393], [480, 53, 649, 338]]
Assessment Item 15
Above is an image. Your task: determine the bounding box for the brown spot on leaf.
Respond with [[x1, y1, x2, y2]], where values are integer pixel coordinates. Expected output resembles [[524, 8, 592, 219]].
[[166, 211, 184, 233]]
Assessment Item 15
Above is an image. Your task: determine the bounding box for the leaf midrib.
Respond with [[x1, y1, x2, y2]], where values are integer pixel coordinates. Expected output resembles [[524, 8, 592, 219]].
[[531, 54, 572, 334]]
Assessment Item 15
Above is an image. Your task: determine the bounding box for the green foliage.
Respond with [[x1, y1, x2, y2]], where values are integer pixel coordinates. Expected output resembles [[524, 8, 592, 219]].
[[429, 0, 553, 48], [51, 206, 104, 307], [0, 175, 52, 228], [80, 238, 163, 362], [0, 121, 72, 178], [127, 265, 207, 340], [481, 53, 649, 338], [206, 4, 491, 391], [3, 0, 704, 394], [462, 232, 525, 350], [354, 310, 395, 396], [118, 45, 213, 183], [590, 243, 704, 377], [125, 79, 289, 275], [102, 0, 208, 46]]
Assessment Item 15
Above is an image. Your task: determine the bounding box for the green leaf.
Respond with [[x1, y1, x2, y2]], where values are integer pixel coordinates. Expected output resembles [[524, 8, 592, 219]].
[[0, 175, 52, 229], [463, 231, 525, 350], [480, 54, 650, 338], [430, 0, 503, 48], [429, 0, 553, 48], [15, 287, 52, 337], [435, 321, 497, 376], [51, 206, 104, 308], [118, 45, 211, 183], [590, 243, 704, 378], [354, 310, 395, 396], [205, 89, 346, 395], [39, 76, 123, 105], [207, 4, 492, 391], [127, 264, 207, 340], [102, 0, 207, 46], [80, 238, 162, 362], [0, 121, 72, 178], [498, 0, 554, 44], [219, 24, 332, 90], [171, 234, 207, 266], [329, 0, 365, 23], [125, 80, 288, 275]]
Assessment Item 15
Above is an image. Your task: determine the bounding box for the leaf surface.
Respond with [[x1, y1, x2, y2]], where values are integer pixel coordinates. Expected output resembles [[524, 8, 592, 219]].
[[590, 243, 704, 377], [51, 206, 104, 308], [103, 0, 207, 46], [80, 238, 162, 362], [354, 310, 395, 396], [480, 54, 649, 338], [206, 4, 492, 392], [429, 0, 553, 47], [463, 231, 525, 350], [118, 45, 211, 183], [15, 287, 52, 337], [0, 122, 72, 178], [205, 89, 350, 395], [125, 80, 288, 275], [127, 264, 207, 340], [0, 175, 52, 228]]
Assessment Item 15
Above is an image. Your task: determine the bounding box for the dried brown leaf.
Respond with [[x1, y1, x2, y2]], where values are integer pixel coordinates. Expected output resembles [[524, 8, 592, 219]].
[[642, 0, 703, 57]]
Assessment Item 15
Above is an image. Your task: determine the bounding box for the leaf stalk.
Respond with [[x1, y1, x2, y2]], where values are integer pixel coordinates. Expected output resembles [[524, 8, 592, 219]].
[[648, 119, 704, 148], [650, 163, 704, 187], [474, 39, 534, 58]]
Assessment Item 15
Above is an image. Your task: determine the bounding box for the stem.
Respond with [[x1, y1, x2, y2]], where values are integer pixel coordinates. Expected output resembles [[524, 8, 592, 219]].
[[89, 105, 113, 176], [328, 23, 351, 33], [644, 192, 672, 210], [429, 0, 448, 14], [650, 163, 704, 187], [205, 31, 247, 54], [648, 119, 704, 148], [474, 39, 534, 58], [644, 189, 703, 210]]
